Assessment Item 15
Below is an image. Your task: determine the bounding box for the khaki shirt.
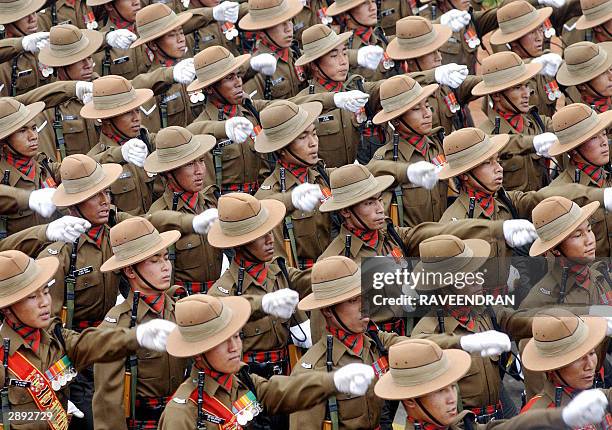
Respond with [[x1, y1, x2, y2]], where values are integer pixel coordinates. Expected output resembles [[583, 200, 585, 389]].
[[37, 0, 97, 30], [292, 0, 328, 43], [345, 31, 392, 82], [93, 22, 151, 80], [0, 51, 54, 97], [185, 5, 246, 57], [0, 37, 24, 64]]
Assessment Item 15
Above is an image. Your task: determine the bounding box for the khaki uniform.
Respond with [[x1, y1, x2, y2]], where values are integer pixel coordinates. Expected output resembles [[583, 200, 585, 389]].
[[93, 22, 151, 80], [0, 223, 58, 256], [345, 32, 393, 82], [292, 0, 328, 43], [524, 381, 612, 413], [38, 0, 97, 30], [404, 409, 566, 430], [185, 5, 246, 56], [0, 184, 31, 218], [0, 37, 24, 64], [561, 17, 593, 47], [0, 51, 54, 97]]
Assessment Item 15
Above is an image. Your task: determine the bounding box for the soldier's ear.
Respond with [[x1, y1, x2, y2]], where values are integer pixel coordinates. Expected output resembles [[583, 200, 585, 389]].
[[122, 266, 137, 280], [550, 248, 561, 257], [339, 208, 351, 220], [403, 398, 417, 411]]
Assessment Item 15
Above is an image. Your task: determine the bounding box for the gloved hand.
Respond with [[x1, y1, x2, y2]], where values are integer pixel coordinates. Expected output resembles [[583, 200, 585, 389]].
[[290, 320, 312, 348], [75, 81, 94, 104], [21, 32, 49, 53], [434, 63, 468, 89], [29, 188, 57, 218], [292, 183, 323, 212], [136, 319, 177, 352], [46, 216, 91, 243], [67, 400, 84, 418], [357, 45, 384, 70], [250, 53, 277, 76], [173, 58, 196, 84], [213, 1, 240, 23], [532, 132, 556, 158], [333, 363, 375, 396], [460, 330, 511, 357], [333, 90, 369, 113], [562, 389, 608, 428], [439, 9, 471, 32], [225, 117, 254, 143], [192, 208, 218, 234], [121, 138, 148, 167], [407, 161, 439, 190], [503, 219, 538, 248], [262, 289, 299, 319], [539, 0, 565, 7], [106, 29, 137, 50], [533, 53, 563, 77]]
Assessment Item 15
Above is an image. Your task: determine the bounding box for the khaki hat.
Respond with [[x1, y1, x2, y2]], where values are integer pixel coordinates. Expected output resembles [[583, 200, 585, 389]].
[[438, 128, 510, 180], [548, 103, 612, 157], [166, 294, 251, 357], [0, 0, 46, 24], [38, 24, 104, 68], [131, 3, 193, 48], [490, 0, 552, 45], [53, 154, 122, 207], [319, 164, 394, 212], [0, 251, 59, 309], [207, 192, 286, 248], [295, 24, 353, 67], [374, 339, 471, 400], [144, 126, 216, 173], [239, 0, 303, 30], [80, 75, 154, 119], [372, 75, 439, 125], [298, 256, 362, 311], [325, 0, 365, 16], [254, 101, 322, 153], [413, 235, 491, 292], [100, 217, 180, 272], [472, 52, 542, 97], [0, 99, 45, 141], [529, 196, 600, 256], [186, 46, 251, 92], [576, 0, 612, 30], [522, 309, 607, 372], [86, 0, 114, 7], [557, 42, 612, 87], [386, 16, 453, 60]]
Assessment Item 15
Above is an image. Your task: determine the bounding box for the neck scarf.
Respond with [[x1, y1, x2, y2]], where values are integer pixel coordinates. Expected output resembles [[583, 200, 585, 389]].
[[168, 180, 200, 213], [345, 224, 379, 249], [315, 77, 343, 93], [85, 224, 107, 249], [496, 109, 524, 133], [234, 252, 268, 285], [327, 325, 364, 356], [109, 14, 134, 32], [210, 97, 240, 119], [258, 36, 290, 63], [4, 149, 35, 180], [194, 357, 233, 393], [140, 292, 165, 316], [574, 160, 606, 188], [464, 185, 495, 217], [102, 128, 129, 145], [278, 159, 308, 184], [353, 26, 373, 45], [582, 93, 610, 113], [559, 257, 592, 291], [407, 417, 446, 430], [398, 130, 428, 157], [447, 305, 477, 331], [4, 312, 41, 353]]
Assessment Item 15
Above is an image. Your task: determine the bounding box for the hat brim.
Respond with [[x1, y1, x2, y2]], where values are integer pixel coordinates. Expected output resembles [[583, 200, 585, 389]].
[[0, 0, 46, 24], [325, 0, 366, 16], [549, 110, 612, 157], [239, 0, 303, 30], [373, 84, 439, 125], [557, 42, 612, 87], [38, 29, 104, 67], [472, 62, 542, 97], [522, 316, 607, 372], [80, 88, 154, 119], [186, 54, 252, 92], [166, 296, 251, 357], [299, 284, 361, 311], [319, 175, 395, 212], [0, 101, 45, 141], [576, 11, 612, 30], [254, 102, 323, 153], [374, 349, 472, 400], [295, 31, 353, 67], [144, 134, 217, 173], [0, 257, 59, 309], [489, 7, 552, 45], [207, 199, 287, 248], [438, 134, 510, 180], [386, 24, 453, 60], [53, 163, 123, 207], [131, 12, 193, 48], [100, 230, 181, 272], [529, 201, 600, 256]]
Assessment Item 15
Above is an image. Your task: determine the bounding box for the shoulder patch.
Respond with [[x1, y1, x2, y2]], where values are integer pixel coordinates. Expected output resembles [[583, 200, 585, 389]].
[[373, 155, 383, 160], [104, 316, 117, 323], [260, 185, 271, 190], [217, 286, 230, 294], [47, 248, 60, 255], [301, 362, 313, 369], [172, 397, 187, 404], [539, 288, 551, 296], [451, 217, 458, 222]]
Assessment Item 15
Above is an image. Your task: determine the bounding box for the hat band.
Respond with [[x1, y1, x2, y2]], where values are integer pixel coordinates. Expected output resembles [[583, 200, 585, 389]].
[[556, 109, 599, 146], [137, 11, 182, 42], [63, 163, 107, 195], [0, 0, 33, 15], [195, 55, 234, 85], [49, 34, 90, 58], [331, 175, 381, 205], [381, 83, 425, 113], [178, 304, 233, 342], [389, 354, 450, 387], [0, 103, 30, 135], [396, 28, 438, 50], [566, 48, 608, 76], [536, 202, 583, 242], [248, 0, 291, 22], [482, 63, 527, 89], [0, 258, 40, 301], [219, 206, 270, 237], [157, 137, 200, 164], [445, 137, 496, 173], [421, 243, 474, 274], [311, 269, 361, 300], [112, 230, 163, 262], [262, 108, 309, 143], [93, 87, 138, 111], [533, 318, 589, 357], [498, 8, 540, 35], [303, 31, 344, 60], [584, 0, 612, 21]]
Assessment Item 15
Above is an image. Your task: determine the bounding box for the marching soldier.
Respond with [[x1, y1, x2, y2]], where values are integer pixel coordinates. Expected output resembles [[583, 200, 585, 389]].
[[562, 0, 612, 47], [38, 0, 98, 31], [184, 0, 244, 57]]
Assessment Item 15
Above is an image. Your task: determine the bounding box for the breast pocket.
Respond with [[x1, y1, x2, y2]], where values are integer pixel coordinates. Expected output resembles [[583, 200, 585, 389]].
[[291, 211, 317, 240], [136, 349, 164, 380], [62, 118, 88, 155], [242, 316, 274, 339], [76, 268, 103, 309], [316, 111, 345, 152], [501, 155, 526, 191], [110, 171, 138, 213], [175, 234, 202, 270], [440, 35, 462, 55]]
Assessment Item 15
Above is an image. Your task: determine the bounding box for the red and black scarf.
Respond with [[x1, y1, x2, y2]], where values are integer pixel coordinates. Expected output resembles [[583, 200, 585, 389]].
[[407, 417, 446, 430], [109, 15, 135, 32], [210, 97, 240, 119], [194, 357, 233, 392], [559, 257, 592, 291], [102, 128, 129, 145], [168, 180, 200, 213], [4, 312, 41, 353], [353, 26, 373, 45], [575, 161, 606, 188], [85, 225, 107, 249], [4, 149, 35, 180], [327, 326, 364, 356], [258, 36, 290, 63], [140, 293, 165, 316], [346, 224, 379, 249], [234, 252, 268, 285], [315, 77, 343, 93], [582, 93, 611, 113], [399, 130, 428, 157], [448, 305, 476, 331], [496, 109, 524, 133], [464, 185, 495, 218], [278, 159, 308, 184]]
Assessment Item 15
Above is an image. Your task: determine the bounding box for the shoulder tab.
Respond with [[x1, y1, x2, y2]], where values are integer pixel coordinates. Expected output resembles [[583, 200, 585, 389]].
[[216, 285, 230, 295], [172, 397, 187, 404], [104, 316, 117, 324], [260, 185, 272, 190]]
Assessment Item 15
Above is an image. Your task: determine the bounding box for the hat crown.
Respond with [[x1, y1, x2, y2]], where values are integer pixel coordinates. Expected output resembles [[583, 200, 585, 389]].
[[552, 103, 593, 133], [302, 24, 334, 45], [581, 0, 609, 11], [389, 339, 444, 370], [60, 154, 100, 181], [175, 295, 224, 327], [481, 51, 524, 76], [109, 217, 156, 248], [396, 16, 434, 39], [136, 3, 173, 28], [565, 41, 600, 65], [0, 98, 23, 118], [260, 100, 301, 130], [418, 234, 466, 262], [497, 0, 537, 23], [0, 250, 31, 283], [93, 75, 135, 97], [249, 0, 284, 10], [329, 164, 373, 189], [443, 127, 487, 157], [194, 46, 232, 69], [312, 256, 358, 284], [49, 24, 83, 46], [380, 75, 419, 101], [155, 126, 193, 151], [218, 193, 263, 223], [532, 308, 581, 342], [532, 196, 575, 229]]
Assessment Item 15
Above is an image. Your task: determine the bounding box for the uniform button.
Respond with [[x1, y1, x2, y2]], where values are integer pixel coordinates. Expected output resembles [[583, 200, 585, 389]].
[[123, 187, 127, 191], [255, 328, 260, 334], [187, 243, 192, 248]]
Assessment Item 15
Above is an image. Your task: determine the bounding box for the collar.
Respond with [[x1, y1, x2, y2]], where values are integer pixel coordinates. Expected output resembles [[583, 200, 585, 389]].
[[464, 185, 495, 218], [233, 252, 268, 286], [210, 97, 240, 119], [168, 180, 200, 212], [573, 160, 606, 188], [558, 256, 592, 290], [102, 128, 130, 145], [3, 312, 41, 353], [3, 148, 35, 181], [326, 325, 364, 356], [495, 109, 524, 133], [194, 358, 233, 393], [353, 26, 373, 44], [258, 36, 290, 63], [582, 93, 611, 113], [446, 305, 477, 331], [278, 159, 308, 184], [139, 292, 166, 316], [407, 417, 447, 430], [345, 223, 379, 250], [109, 14, 135, 31], [315, 77, 343, 93], [398, 130, 428, 157], [84, 224, 107, 249]]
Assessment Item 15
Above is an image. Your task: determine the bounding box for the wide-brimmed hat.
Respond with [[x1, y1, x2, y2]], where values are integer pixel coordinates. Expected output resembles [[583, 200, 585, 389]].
[[557, 42, 612, 87], [373, 75, 439, 124], [490, 0, 552, 45], [207, 193, 286, 248], [522, 308, 607, 372], [100, 217, 180, 272], [239, 0, 303, 30], [319, 164, 394, 212], [0, 251, 59, 309], [255, 101, 322, 153], [413, 235, 491, 292], [530, 196, 600, 256], [576, 0, 612, 30], [186, 46, 251, 92], [53, 154, 122, 207], [438, 128, 510, 180], [131, 3, 193, 48], [295, 24, 353, 67], [299, 256, 362, 311], [472, 52, 542, 97], [548, 103, 612, 156], [325, 0, 365, 16], [0, 0, 46, 24], [375, 339, 471, 400], [386, 16, 453, 60], [81, 75, 154, 119], [144, 126, 216, 173], [0, 99, 45, 141], [166, 294, 251, 357], [38, 24, 104, 67]]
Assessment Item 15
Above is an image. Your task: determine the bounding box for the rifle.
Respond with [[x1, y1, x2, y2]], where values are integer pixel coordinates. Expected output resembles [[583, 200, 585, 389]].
[[323, 335, 339, 430], [554, 386, 562, 407], [159, 93, 169, 129], [344, 234, 351, 258], [123, 291, 140, 419], [10, 58, 18, 97], [389, 125, 404, 227], [558, 266, 569, 304], [492, 116, 501, 135], [102, 47, 111, 76], [0, 171, 9, 239], [236, 264, 245, 296], [264, 76, 273, 100], [53, 107, 66, 161], [1, 339, 10, 430], [62, 239, 79, 329], [280, 167, 298, 268], [168, 192, 180, 285], [196, 371, 207, 430], [436, 309, 445, 333]]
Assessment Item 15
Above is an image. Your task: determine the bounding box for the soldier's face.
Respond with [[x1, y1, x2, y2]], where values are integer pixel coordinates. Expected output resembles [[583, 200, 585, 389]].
[[411, 50, 443, 71], [109, 0, 141, 22], [315, 46, 349, 82], [243, 231, 275, 262], [512, 25, 544, 58], [460, 154, 503, 193], [111, 108, 142, 138], [586, 67, 612, 98], [593, 20, 612, 42], [325, 295, 369, 333], [555, 349, 598, 390], [127, 250, 172, 291], [281, 124, 319, 166], [403, 384, 458, 426], [5, 120, 38, 158], [553, 220, 596, 264], [212, 73, 244, 105], [341, 194, 386, 231], [400, 99, 433, 136], [6, 13, 38, 37], [572, 131, 609, 167], [204, 332, 243, 374], [265, 21, 294, 49], [348, 0, 377, 28], [9, 285, 53, 329], [172, 157, 207, 193], [492, 83, 531, 114], [151, 28, 187, 60], [61, 57, 95, 82], [75, 189, 111, 226]]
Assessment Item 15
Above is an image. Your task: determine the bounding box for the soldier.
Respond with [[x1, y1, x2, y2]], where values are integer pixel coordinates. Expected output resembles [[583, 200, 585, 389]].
[[38, 0, 98, 31], [562, 0, 612, 47], [184, 0, 244, 57], [0, 32, 49, 64]]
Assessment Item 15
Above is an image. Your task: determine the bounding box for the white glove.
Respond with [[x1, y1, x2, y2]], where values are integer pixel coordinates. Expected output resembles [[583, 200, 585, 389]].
[[46, 216, 92, 243], [290, 320, 312, 348], [21, 32, 49, 53], [605, 188, 612, 212], [121, 138, 149, 167], [106, 29, 137, 50], [460, 330, 511, 357], [539, 0, 565, 7], [136, 319, 177, 352], [503, 219, 538, 248], [533, 53, 563, 77], [29, 188, 57, 218], [357, 45, 384, 70], [333, 90, 369, 113], [532, 132, 556, 158], [192, 208, 218, 234], [213, 1, 240, 23], [173, 58, 196, 84], [440, 9, 471, 32], [250, 53, 277, 76], [407, 161, 439, 190], [563, 389, 608, 428], [67, 400, 84, 418], [261, 289, 299, 319], [292, 183, 323, 212], [75, 81, 94, 104], [333, 363, 375, 396], [434, 63, 468, 89], [225, 117, 254, 143]]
